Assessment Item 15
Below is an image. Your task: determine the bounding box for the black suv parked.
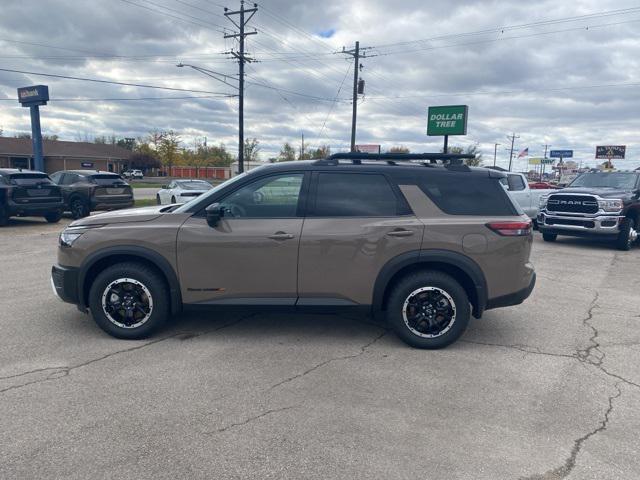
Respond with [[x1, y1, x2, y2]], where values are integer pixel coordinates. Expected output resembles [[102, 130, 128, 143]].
[[0, 168, 64, 226], [50, 170, 134, 219], [538, 171, 640, 250]]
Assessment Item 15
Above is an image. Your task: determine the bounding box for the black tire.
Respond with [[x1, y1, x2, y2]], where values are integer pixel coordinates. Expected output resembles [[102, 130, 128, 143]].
[[0, 205, 9, 226], [616, 217, 637, 251], [44, 210, 63, 223], [386, 271, 471, 349], [156, 194, 161, 205], [69, 196, 90, 219], [171, 196, 176, 204], [88, 262, 169, 339], [542, 233, 557, 242]]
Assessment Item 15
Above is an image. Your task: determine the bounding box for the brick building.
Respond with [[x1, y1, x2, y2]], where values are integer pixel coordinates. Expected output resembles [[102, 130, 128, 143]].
[[0, 137, 132, 174]]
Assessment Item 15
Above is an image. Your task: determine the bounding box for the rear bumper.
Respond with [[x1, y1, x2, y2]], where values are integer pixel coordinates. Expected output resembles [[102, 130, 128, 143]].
[[7, 199, 63, 215], [486, 272, 536, 310], [91, 197, 134, 211], [51, 264, 80, 305]]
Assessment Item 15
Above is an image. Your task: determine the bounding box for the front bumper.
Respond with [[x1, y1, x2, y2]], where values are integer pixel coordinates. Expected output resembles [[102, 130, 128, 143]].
[[51, 264, 80, 305], [538, 210, 623, 236]]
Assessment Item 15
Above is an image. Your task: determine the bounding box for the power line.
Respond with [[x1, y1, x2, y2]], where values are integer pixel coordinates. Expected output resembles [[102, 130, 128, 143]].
[[119, 0, 225, 33], [0, 95, 228, 102], [370, 6, 640, 50], [0, 67, 234, 95]]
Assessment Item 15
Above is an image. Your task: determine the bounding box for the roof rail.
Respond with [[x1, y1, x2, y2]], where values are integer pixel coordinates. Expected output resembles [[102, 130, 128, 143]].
[[314, 152, 475, 166]]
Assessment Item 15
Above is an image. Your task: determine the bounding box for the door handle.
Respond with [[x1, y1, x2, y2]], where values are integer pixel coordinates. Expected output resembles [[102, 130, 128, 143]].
[[386, 229, 414, 237], [268, 232, 295, 240]]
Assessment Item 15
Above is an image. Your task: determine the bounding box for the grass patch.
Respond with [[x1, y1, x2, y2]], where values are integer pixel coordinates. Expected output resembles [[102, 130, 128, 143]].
[[130, 182, 166, 189], [134, 198, 158, 208]]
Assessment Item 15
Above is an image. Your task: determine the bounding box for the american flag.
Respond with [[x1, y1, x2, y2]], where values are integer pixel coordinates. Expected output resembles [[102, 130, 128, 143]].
[[518, 147, 529, 158]]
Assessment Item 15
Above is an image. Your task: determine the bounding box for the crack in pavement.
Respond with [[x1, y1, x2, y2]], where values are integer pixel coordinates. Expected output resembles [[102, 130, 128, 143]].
[[206, 405, 300, 435], [461, 340, 577, 360], [265, 330, 388, 393], [575, 292, 605, 366], [520, 384, 623, 480], [0, 314, 255, 395]]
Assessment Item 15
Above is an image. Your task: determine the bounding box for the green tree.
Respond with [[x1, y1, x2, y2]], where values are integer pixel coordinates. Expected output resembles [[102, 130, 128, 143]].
[[387, 146, 410, 154], [278, 142, 296, 162], [309, 145, 330, 159], [443, 144, 483, 166], [244, 138, 261, 162], [158, 130, 181, 171]]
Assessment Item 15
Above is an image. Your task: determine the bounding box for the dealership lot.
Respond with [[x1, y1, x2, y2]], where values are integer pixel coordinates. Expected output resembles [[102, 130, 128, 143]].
[[1, 218, 639, 479]]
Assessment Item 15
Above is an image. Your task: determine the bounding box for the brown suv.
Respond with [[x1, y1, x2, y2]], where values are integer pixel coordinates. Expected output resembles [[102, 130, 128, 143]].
[[51, 153, 536, 349]]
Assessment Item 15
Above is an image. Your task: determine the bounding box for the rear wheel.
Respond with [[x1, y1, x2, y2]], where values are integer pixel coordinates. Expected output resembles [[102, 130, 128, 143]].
[[542, 233, 557, 242], [70, 196, 90, 219], [44, 210, 62, 223], [89, 262, 169, 339], [616, 217, 637, 251], [386, 271, 470, 349], [171, 196, 176, 204], [156, 194, 161, 205]]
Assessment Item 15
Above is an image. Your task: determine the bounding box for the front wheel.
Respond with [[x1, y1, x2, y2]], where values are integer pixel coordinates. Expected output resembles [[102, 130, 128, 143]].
[[156, 194, 161, 205], [386, 271, 470, 349], [616, 217, 637, 251], [70, 197, 90, 219], [88, 262, 169, 339], [542, 233, 557, 242], [44, 210, 62, 223]]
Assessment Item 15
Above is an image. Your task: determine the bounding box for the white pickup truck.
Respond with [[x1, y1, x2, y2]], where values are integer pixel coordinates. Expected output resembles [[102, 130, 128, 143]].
[[498, 172, 556, 222]]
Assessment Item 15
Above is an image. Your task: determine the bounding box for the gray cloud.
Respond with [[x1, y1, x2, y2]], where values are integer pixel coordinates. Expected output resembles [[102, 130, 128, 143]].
[[0, 0, 638, 167]]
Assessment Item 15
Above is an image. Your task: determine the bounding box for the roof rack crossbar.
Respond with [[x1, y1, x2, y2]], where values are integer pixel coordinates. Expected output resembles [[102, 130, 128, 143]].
[[313, 152, 475, 166]]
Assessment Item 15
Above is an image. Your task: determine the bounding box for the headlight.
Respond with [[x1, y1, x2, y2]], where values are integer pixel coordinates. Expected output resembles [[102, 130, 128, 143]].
[[539, 195, 549, 208], [598, 198, 623, 212], [59, 226, 100, 247]]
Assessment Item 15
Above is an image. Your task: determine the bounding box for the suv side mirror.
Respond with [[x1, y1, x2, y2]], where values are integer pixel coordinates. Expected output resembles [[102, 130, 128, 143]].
[[205, 203, 225, 227]]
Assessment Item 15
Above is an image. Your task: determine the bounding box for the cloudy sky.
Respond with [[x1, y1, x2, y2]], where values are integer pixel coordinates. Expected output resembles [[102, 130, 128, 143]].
[[0, 0, 639, 169]]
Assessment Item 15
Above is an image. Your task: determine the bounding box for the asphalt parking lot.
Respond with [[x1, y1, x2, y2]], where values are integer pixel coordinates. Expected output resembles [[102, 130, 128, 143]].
[[1, 217, 639, 480]]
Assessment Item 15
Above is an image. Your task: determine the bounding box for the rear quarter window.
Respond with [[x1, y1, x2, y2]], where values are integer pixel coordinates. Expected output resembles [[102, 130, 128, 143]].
[[417, 174, 517, 216]]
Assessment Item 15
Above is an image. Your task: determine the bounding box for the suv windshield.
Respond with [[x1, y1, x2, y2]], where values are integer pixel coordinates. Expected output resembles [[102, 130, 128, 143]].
[[177, 180, 212, 190], [569, 172, 639, 190], [89, 174, 126, 186], [9, 174, 53, 186]]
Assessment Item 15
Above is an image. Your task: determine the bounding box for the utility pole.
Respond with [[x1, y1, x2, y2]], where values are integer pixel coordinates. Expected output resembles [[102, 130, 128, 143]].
[[541, 143, 551, 181], [493, 143, 500, 167], [341, 42, 369, 152], [506, 133, 520, 171], [300, 131, 305, 159], [224, 1, 257, 174]]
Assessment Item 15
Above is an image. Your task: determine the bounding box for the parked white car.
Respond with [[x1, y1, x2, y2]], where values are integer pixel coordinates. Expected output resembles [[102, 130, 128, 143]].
[[156, 179, 213, 205], [497, 171, 556, 222]]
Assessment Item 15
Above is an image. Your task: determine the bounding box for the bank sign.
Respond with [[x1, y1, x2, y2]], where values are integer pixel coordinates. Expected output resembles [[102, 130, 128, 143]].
[[549, 150, 573, 158], [17, 85, 49, 105], [427, 105, 468, 136]]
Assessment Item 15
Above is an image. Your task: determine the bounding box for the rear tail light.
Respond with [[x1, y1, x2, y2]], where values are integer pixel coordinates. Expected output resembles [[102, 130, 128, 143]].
[[486, 221, 532, 236]]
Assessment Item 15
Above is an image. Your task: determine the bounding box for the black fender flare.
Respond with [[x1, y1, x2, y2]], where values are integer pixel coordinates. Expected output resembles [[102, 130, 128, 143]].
[[78, 245, 182, 315], [372, 249, 488, 317]]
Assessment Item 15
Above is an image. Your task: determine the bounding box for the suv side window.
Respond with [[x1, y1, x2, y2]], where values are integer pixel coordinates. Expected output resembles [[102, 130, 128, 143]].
[[418, 174, 517, 216], [506, 174, 526, 191], [312, 172, 401, 217], [219, 173, 304, 218], [50, 172, 63, 184], [61, 174, 78, 185]]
